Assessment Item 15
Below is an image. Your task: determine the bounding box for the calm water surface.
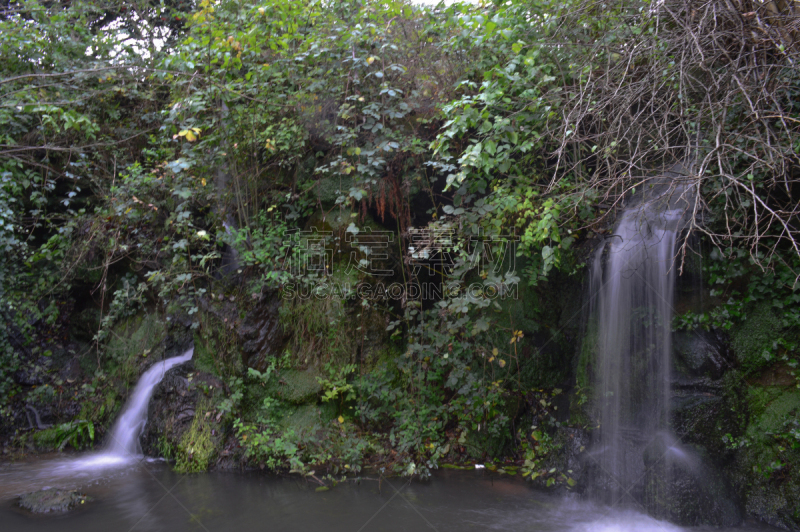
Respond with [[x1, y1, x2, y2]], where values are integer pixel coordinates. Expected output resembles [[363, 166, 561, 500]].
[[0, 456, 778, 532]]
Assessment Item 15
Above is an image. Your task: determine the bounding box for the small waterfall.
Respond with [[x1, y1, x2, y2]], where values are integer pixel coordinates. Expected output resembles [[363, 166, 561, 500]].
[[0, 348, 194, 486], [587, 183, 691, 505], [105, 348, 194, 457], [58, 348, 194, 471]]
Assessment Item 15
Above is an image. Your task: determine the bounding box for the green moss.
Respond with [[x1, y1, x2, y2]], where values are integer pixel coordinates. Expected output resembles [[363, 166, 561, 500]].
[[731, 302, 782, 373], [193, 311, 242, 377], [105, 313, 166, 384], [746, 389, 800, 439], [276, 404, 334, 433], [174, 400, 217, 473], [279, 297, 356, 366], [267, 368, 323, 404]]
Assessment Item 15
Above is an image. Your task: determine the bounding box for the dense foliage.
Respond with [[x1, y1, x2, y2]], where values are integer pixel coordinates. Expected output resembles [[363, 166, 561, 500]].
[[1, 0, 798, 483]]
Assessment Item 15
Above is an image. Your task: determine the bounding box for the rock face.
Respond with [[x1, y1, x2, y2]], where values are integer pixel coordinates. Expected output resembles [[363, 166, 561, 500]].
[[18, 488, 90, 513], [239, 291, 287, 371], [141, 358, 226, 472], [670, 374, 747, 460], [641, 436, 740, 526], [672, 330, 730, 380], [141, 360, 199, 455], [725, 388, 800, 531], [641, 334, 746, 526]]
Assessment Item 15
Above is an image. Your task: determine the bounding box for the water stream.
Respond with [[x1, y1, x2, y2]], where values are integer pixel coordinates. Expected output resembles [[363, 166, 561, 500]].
[[587, 182, 692, 505], [2, 349, 194, 482], [105, 348, 194, 458]]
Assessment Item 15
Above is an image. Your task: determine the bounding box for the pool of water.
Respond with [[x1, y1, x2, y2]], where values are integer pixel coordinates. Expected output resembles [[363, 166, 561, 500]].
[[0, 457, 778, 532]]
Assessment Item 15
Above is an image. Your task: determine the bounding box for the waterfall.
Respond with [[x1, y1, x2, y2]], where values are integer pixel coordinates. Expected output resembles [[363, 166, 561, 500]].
[[587, 183, 691, 505], [60, 348, 194, 471], [105, 348, 194, 457]]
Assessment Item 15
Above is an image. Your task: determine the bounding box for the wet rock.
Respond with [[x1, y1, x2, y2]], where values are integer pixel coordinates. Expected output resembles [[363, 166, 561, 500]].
[[673, 330, 729, 379], [141, 360, 198, 455], [641, 436, 741, 527], [239, 291, 287, 371], [18, 488, 91, 514], [582, 431, 650, 505], [669, 374, 747, 458]]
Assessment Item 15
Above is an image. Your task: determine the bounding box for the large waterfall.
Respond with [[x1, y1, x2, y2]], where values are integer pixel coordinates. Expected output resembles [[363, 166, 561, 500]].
[[587, 183, 692, 505]]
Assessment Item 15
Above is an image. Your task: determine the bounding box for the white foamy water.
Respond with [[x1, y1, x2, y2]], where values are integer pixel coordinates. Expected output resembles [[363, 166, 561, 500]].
[[104, 348, 193, 458], [587, 181, 693, 501], [0, 349, 193, 498]]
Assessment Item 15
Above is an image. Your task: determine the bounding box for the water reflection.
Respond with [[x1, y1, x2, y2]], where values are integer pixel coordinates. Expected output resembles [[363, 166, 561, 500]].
[[0, 461, 779, 532]]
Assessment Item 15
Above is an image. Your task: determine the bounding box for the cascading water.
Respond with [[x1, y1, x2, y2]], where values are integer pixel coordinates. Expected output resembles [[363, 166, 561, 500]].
[[62, 348, 194, 471], [586, 182, 692, 506], [0, 349, 194, 498], [105, 348, 194, 457]]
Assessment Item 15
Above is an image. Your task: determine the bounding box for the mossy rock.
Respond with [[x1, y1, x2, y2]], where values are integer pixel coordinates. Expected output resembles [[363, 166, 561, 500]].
[[174, 398, 219, 473], [731, 444, 800, 530], [141, 360, 225, 465], [746, 388, 800, 445], [18, 488, 91, 514], [267, 368, 323, 404], [276, 403, 335, 433], [279, 297, 357, 367], [730, 302, 783, 373], [724, 386, 800, 529], [193, 309, 243, 377], [106, 314, 166, 365]]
